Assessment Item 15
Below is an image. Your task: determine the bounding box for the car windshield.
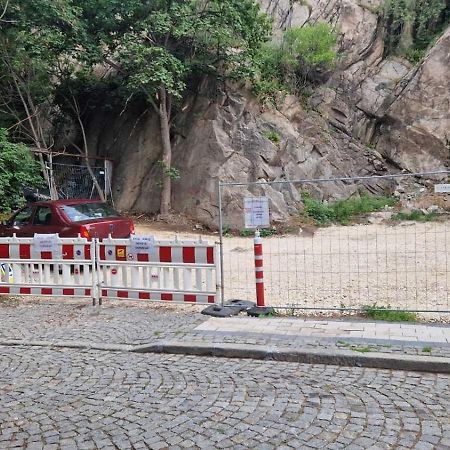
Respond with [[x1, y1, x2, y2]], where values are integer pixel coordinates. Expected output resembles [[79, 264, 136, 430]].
[[61, 203, 120, 222]]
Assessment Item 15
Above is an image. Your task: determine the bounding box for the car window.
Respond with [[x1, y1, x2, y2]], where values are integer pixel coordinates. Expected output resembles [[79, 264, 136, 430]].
[[60, 203, 119, 223], [33, 207, 52, 226], [11, 206, 34, 226]]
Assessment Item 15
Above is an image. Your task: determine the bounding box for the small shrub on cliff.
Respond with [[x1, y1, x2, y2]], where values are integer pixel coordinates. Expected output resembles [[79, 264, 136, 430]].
[[255, 23, 337, 99], [301, 192, 397, 225]]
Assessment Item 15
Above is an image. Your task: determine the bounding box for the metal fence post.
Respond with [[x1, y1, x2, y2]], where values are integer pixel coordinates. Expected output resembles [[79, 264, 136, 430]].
[[217, 180, 225, 306]]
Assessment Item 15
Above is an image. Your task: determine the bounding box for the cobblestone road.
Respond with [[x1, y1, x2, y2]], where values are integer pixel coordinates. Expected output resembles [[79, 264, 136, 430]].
[[1, 346, 450, 450]]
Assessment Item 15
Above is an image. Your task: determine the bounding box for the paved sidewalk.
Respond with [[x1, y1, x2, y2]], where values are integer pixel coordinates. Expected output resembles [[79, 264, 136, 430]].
[[2, 299, 450, 370], [196, 317, 450, 344]]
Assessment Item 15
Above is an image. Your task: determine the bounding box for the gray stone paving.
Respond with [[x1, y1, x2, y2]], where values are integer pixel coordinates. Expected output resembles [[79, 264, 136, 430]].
[[2, 300, 450, 359], [1, 346, 450, 449]]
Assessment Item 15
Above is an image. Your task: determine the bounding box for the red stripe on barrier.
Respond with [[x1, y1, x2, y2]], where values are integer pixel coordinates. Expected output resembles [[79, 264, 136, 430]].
[[255, 259, 263, 268], [183, 247, 195, 263], [20, 288, 31, 294], [0, 287, 10, 294], [63, 289, 75, 295], [41, 251, 52, 260], [207, 247, 214, 264], [19, 244, 31, 259], [208, 296, 215, 304], [85, 289, 91, 296], [0, 244, 9, 258], [254, 245, 263, 256], [41, 288, 52, 295], [118, 290, 128, 298], [161, 293, 173, 301], [256, 283, 265, 307], [100, 245, 106, 260], [184, 294, 197, 302], [256, 271, 264, 279], [63, 245, 74, 260], [102, 289, 107, 297], [137, 254, 149, 262], [159, 247, 172, 262], [84, 245, 91, 259], [139, 292, 150, 300]]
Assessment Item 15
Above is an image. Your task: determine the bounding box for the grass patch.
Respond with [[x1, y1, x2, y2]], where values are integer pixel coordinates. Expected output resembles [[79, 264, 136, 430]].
[[392, 210, 439, 222], [352, 346, 373, 353], [363, 304, 418, 322], [154, 331, 161, 336], [422, 346, 432, 353], [301, 192, 397, 225], [264, 130, 281, 144]]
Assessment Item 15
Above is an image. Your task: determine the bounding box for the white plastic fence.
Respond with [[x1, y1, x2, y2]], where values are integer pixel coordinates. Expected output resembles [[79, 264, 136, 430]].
[[0, 235, 220, 305]]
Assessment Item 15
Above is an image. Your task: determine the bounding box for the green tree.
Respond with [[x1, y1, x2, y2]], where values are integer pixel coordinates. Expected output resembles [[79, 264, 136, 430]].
[[80, 0, 271, 215], [0, 128, 43, 211], [0, 0, 82, 198]]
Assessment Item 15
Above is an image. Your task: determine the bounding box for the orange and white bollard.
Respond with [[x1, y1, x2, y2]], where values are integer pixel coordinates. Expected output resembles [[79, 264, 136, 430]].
[[254, 229, 265, 307]]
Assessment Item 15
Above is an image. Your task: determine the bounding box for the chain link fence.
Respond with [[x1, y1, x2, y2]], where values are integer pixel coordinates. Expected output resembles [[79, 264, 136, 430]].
[[51, 160, 113, 202], [218, 171, 450, 313]]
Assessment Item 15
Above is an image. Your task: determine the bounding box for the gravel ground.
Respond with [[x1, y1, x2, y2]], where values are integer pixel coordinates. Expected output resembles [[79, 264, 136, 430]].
[[137, 221, 450, 314]]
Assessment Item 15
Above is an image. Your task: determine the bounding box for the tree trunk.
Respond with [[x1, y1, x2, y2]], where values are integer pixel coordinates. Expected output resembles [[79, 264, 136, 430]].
[[159, 86, 172, 216]]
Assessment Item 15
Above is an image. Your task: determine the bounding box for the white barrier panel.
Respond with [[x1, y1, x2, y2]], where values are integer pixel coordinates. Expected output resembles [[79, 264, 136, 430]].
[[0, 235, 220, 305], [97, 237, 219, 304], [0, 235, 96, 299]]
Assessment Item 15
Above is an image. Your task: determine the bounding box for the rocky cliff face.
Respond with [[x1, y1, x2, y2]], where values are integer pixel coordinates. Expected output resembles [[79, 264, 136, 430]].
[[87, 0, 449, 228]]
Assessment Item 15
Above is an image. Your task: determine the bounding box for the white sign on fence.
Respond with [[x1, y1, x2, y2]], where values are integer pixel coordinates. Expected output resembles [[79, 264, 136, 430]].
[[130, 235, 156, 253], [434, 184, 450, 193], [33, 234, 59, 252], [244, 197, 270, 229]]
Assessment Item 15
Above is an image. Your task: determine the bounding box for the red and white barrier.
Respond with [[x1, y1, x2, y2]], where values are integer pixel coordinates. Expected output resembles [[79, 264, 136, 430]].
[[254, 230, 265, 307], [0, 235, 96, 298], [96, 237, 218, 304], [0, 235, 220, 305]]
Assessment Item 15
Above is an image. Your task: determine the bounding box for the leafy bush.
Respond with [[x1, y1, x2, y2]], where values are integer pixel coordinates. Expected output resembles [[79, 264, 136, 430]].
[[255, 24, 337, 98], [301, 192, 397, 225], [383, 0, 450, 61], [392, 210, 439, 222], [0, 129, 43, 212]]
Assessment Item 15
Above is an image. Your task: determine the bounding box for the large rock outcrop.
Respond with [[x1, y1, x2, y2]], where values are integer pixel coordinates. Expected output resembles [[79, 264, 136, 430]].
[[87, 82, 392, 228], [85, 0, 449, 227]]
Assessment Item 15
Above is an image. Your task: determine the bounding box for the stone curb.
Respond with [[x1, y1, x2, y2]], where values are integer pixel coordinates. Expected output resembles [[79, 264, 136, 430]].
[[132, 341, 450, 374], [2, 338, 450, 373], [0, 339, 133, 352]]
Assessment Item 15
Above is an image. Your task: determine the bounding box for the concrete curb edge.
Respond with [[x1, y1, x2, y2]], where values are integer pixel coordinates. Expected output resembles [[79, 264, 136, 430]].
[[133, 341, 450, 373]]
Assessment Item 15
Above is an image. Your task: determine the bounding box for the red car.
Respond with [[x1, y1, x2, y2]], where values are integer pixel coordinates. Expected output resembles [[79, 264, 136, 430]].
[[0, 199, 135, 239]]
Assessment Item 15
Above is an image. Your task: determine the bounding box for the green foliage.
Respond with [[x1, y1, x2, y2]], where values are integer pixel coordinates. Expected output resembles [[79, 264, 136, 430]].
[[0, 129, 43, 212], [382, 0, 450, 62], [157, 160, 181, 180], [254, 24, 337, 99], [264, 130, 281, 144], [422, 346, 432, 353], [392, 210, 439, 222], [363, 304, 418, 322], [301, 192, 397, 225]]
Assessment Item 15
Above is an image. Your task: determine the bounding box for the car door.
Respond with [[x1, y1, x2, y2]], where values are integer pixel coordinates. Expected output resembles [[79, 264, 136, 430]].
[[32, 205, 60, 236], [7, 205, 36, 237]]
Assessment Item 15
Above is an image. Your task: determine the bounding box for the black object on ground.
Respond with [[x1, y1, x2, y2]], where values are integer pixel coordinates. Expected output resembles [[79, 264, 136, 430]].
[[247, 306, 275, 317], [201, 305, 242, 318], [224, 299, 256, 312]]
